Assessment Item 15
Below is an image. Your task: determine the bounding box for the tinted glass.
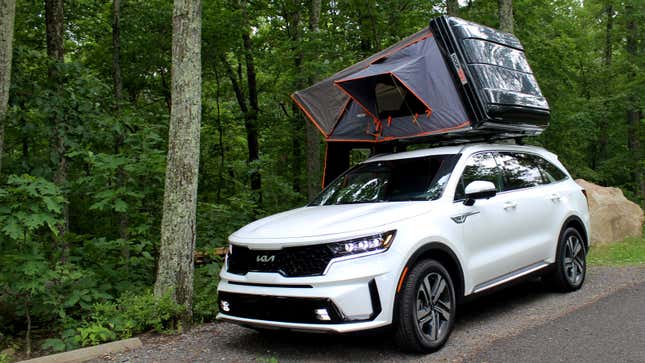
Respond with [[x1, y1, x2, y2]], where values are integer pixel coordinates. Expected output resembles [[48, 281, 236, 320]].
[[496, 153, 544, 191], [534, 156, 567, 183], [310, 155, 458, 205], [455, 152, 503, 200]]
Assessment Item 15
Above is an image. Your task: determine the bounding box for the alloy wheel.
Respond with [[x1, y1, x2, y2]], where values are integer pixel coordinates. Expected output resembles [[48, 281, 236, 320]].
[[563, 234, 585, 286], [416, 272, 452, 342]]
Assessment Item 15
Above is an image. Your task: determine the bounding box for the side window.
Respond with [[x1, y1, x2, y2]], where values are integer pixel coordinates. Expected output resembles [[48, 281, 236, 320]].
[[496, 152, 544, 191], [454, 152, 503, 200], [534, 156, 568, 183]]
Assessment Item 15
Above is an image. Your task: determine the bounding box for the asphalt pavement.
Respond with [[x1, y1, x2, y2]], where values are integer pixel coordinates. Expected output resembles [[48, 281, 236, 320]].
[[471, 281, 645, 363]]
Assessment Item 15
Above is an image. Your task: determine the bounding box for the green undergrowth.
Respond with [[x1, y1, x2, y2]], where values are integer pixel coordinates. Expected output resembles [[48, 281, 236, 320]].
[[588, 236, 645, 266]]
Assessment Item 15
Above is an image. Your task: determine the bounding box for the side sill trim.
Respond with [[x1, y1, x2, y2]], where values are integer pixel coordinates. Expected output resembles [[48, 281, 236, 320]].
[[472, 260, 549, 294]]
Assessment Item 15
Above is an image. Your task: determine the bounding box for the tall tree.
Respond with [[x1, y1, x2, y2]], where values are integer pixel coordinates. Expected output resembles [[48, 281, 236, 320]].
[[112, 0, 123, 104], [0, 0, 16, 176], [240, 0, 261, 197], [154, 0, 202, 326], [45, 0, 69, 240], [305, 0, 322, 199], [113, 0, 130, 265], [220, 0, 261, 199], [498, 0, 513, 33], [625, 0, 643, 205], [283, 0, 304, 194], [446, 0, 459, 16], [596, 3, 614, 165]]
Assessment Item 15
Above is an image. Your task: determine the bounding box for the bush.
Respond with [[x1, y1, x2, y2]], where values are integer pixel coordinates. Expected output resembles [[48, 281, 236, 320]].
[[43, 291, 185, 352], [193, 263, 221, 323]]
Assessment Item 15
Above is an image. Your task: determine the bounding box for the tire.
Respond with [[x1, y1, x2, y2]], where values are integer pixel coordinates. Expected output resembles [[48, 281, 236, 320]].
[[394, 259, 457, 353], [546, 227, 587, 292]]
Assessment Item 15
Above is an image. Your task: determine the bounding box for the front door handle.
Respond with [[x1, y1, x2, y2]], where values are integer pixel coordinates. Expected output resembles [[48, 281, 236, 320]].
[[503, 201, 518, 210]]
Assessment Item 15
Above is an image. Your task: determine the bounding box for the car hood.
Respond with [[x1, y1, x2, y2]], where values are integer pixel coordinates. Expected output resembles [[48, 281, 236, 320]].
[[230, 202, 433, 241]]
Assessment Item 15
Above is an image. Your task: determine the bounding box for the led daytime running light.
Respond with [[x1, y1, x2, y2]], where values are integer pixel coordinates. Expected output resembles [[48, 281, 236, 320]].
[[328, 231, 396, 257]]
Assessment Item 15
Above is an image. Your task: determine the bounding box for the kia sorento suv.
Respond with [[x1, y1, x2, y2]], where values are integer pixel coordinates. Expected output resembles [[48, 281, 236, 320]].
[[217, 143, 590, 353]]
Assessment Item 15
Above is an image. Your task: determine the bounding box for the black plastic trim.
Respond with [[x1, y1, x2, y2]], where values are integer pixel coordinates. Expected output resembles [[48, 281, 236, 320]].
[[367, 279, 382, 320], [219, 280, 382, 325], [228, 281, 313, 288], [403, 242, 465, 301]]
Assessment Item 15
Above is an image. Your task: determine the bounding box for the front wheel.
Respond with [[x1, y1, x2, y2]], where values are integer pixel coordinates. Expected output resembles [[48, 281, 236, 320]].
[[547, 227, 587, 292], [394, 259, 456, 353]]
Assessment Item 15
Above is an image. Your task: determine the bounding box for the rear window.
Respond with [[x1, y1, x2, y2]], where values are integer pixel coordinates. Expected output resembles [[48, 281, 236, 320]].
[[534, 157, 568, 182], [496, 153, 544, 191]]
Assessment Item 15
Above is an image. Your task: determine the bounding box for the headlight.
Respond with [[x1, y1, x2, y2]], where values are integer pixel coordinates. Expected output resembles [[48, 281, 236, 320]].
[[327, 230, 396, 257]]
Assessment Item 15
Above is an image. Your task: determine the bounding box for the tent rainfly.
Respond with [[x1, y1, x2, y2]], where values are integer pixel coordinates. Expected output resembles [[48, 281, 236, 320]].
[[292, 16, 550, 186]]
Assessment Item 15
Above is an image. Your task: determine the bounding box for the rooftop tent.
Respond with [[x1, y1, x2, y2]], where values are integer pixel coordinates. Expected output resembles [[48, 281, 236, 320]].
[[429, 16, 550, 130], [292, 28, 472, 142], [334, 34, 471, 141], [292, 16, 550, 186]]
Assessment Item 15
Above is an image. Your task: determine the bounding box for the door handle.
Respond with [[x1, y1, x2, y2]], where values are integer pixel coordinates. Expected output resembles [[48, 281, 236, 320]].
[[548, 193, 561, 201], [503, 201, 518, 210]]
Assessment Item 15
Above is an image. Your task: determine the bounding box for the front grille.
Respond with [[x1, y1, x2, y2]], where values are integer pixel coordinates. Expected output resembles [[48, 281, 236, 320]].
[[227, 244, 335, 277], [218, 292, 344, 324]]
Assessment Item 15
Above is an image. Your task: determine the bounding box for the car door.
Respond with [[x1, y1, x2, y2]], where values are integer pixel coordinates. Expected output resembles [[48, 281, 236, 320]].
[[492, 152, 555, 271], [532, 154, 573, 261], [453, 151, 517, 290]]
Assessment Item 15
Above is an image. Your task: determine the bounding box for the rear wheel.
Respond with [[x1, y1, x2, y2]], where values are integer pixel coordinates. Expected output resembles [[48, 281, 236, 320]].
[[547, 227, 586, 292], [394, 259, 456, 353]]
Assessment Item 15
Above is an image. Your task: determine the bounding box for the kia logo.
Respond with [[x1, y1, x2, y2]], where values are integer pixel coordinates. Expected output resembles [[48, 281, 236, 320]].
[[256, 255, 276, 263]]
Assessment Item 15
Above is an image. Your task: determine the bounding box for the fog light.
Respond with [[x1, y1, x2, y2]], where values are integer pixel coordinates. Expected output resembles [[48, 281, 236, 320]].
[[221, 300, 230, 312], [314, 308, 331, 321]]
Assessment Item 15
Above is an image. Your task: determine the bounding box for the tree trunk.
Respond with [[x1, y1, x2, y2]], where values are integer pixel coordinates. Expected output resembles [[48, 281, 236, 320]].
[[498, 0, 514, 33], [596, 4, 613, 166], [213, 66, 225, 203], [154, 0, 201, 328], [284, 0, 303, 194], [240, 0, 261, 198], [446, 0, 459, 16], [219, 51, 261, 202], [625, 1, 643, 206], [45, 0, 69, 246], [0, 0, 16, 177], [112, 0, 123, 103], [24, 300, 31, 358], [112, 0, 130, 268], [305, 0, 322, 199]]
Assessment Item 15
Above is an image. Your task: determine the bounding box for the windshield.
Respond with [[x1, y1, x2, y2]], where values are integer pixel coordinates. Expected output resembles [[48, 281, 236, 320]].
[[310, 154, 459, 206]]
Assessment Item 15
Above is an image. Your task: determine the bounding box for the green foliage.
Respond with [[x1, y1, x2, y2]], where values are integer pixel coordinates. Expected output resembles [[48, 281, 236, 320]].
[[42, 291, 185, 352], [74, 291, 184, 345], [193, 263, 222, 323], [0, 175, 63, 242], [588, 236, 645, 266]]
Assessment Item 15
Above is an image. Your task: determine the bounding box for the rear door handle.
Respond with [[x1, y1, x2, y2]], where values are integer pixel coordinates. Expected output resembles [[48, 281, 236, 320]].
[[503, 201, 518, 210], [548, 193, 561, 201]]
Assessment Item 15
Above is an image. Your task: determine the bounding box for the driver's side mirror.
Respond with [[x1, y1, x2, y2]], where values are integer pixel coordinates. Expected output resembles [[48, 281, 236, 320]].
[[463, 181, 497, 206]]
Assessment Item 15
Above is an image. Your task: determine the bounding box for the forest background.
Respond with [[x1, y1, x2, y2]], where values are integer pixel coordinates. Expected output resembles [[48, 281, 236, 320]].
[[0, 0, 642, 358]]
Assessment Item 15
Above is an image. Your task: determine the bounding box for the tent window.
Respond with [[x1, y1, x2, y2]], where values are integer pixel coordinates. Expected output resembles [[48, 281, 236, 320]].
[[374, 75, 427, 119]]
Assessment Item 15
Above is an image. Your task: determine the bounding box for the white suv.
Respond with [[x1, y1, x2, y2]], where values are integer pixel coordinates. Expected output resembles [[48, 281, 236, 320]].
[[217, 143, 590, 353]]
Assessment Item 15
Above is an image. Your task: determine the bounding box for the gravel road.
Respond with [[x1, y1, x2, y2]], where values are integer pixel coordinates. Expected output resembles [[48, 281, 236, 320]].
[[94, 266, 645, 363]]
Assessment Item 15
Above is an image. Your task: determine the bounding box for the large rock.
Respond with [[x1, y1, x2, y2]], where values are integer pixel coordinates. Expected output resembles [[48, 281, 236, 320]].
[[576, 179, 644, 244]]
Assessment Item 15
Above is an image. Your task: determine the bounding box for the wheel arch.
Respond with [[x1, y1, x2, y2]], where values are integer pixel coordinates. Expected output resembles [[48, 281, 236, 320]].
[[561, 215, 589, 250], [398, 242, 465, 303]]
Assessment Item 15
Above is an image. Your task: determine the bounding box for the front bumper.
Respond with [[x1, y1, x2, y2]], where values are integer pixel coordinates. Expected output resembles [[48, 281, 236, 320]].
[[216, 251, 400, 333]]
